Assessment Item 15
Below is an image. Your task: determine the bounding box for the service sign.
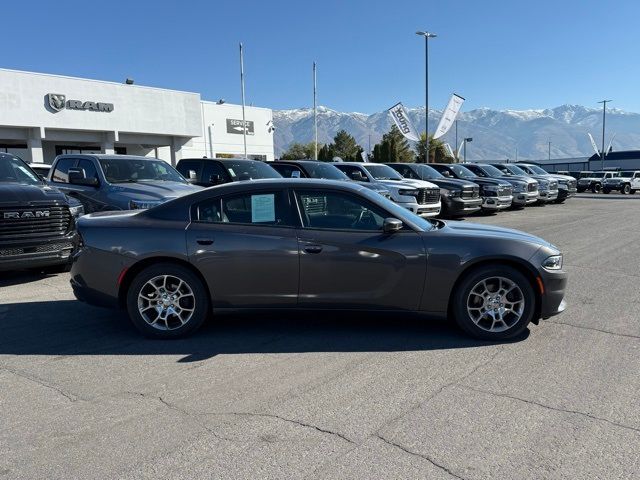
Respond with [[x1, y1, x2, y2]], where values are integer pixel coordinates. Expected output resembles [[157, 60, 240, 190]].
[[226, 119, 254, 135]]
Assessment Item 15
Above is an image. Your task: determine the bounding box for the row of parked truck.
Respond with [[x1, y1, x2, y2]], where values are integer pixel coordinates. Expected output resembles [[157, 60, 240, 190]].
[[560, 170, 640, 194], [0, 152, 577, 272]]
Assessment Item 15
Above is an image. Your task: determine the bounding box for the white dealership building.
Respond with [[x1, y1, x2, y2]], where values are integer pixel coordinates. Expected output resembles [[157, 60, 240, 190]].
[[0, 68, 275, 165]]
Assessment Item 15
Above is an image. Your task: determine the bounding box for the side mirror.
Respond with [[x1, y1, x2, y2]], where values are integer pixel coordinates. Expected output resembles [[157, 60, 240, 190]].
[[442, 171, 451, 177], [383, 218, 403, 234], [209, 174, 224, 185], [353, 171, 367, 182], [68, 168, 99, 187]]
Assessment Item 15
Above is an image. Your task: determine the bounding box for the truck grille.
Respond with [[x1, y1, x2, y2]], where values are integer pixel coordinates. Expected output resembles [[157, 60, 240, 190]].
[[461, 187, 480, 199], [417, 188, 440, 205], [0, 205, 72, 241], [549, 180, 558, 190], [567, 180, 577, 189]]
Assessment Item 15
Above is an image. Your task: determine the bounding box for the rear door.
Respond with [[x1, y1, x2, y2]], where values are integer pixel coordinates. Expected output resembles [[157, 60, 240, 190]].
[[186, 188, 299, 308], [294, 188, 427, 310]]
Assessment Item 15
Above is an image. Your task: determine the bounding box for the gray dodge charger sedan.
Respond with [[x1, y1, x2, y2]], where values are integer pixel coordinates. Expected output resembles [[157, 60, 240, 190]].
[[70, 179, 567, 340]]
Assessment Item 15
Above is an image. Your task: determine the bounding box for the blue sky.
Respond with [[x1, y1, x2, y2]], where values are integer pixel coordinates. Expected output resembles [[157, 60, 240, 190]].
[[4, 0, 640, 113]]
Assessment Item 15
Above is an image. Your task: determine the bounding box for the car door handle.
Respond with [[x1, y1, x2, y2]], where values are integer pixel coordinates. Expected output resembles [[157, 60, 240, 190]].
[[303, 244, 323, 254], [196, 238, 214, 246]]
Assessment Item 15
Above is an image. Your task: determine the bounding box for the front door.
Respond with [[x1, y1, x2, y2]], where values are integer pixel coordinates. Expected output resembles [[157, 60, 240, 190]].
[[186, 188, 299, 308], [294, 188, 427, 310]]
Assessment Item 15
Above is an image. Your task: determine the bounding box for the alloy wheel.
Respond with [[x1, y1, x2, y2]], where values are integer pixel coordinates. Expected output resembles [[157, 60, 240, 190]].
[[137, 275, 195, 330], [466, 276, 525, 332]]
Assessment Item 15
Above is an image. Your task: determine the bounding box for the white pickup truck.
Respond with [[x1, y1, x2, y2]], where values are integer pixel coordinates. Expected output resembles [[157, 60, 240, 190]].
[[602, 171, 640, 194]]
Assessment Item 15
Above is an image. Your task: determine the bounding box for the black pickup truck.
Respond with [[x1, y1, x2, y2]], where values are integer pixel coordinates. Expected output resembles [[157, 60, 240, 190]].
[[0, 153, 83, 272]]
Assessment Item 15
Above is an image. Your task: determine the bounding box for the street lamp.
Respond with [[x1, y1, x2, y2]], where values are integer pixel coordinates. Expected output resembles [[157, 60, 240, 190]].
[[463, 137, 473, 162], [598, 99, 612, 170], [548, 140, 551, 162], [416, 31, 437, 163]]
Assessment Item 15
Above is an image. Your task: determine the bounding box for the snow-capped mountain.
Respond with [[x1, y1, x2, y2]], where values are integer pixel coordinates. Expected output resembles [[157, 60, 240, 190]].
[[273, 104, 640, 160]]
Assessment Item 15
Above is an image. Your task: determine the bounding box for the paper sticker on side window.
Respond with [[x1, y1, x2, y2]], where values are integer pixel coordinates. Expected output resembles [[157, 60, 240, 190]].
[[251, 194, 275, 223]]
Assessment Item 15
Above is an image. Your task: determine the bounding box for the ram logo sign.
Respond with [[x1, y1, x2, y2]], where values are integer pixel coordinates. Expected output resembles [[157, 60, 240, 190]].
[[46, 93, 114, 113], [3, 211, 51, 219]]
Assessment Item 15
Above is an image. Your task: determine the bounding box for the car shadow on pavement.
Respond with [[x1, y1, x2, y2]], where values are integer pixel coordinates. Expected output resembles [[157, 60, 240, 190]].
[[0, 300, 529, 362]]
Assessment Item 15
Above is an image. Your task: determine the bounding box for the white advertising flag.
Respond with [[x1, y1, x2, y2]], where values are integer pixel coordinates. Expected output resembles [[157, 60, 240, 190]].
[[433, 93, 465, 139], [388, 102, 420, 142], [456, 140, 465, 159], [606, 133, 616, 154], [587, 133, 600, 156], [444, 143, 455, 158]]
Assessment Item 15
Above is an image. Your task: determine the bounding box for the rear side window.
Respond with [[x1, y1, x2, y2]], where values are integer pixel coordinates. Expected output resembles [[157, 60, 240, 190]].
[[177, 161, 202, 181], [202, 162, 228, 183], [335, 165, 369, 182], [52, 158, 76, 183], [195, 190, 294, 227], [272, 164, 304, 178]]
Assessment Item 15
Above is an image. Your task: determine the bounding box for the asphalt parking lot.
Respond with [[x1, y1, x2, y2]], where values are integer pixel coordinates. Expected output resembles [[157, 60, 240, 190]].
[[1, 194, 639, 479]]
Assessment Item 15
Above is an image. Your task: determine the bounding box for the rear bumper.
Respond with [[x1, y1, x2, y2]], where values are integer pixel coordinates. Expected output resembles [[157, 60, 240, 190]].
[[443, 197, 482, 216], [70, 277, 119, 308], [0, 234, 76, 271]]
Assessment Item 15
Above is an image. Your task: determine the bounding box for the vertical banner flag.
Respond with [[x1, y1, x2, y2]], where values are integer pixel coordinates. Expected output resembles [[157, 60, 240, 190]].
[[444, 143, 455, 158], [606, 133, 616, 154], [433, 93, 465, 139], [456, 140, 465, 159], [360, 151, 369, 162], [587, 133, 600, 156], [388, 102, 420, 142]]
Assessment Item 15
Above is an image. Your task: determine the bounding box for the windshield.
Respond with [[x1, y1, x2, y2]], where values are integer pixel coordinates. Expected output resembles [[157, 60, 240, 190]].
[[301, 162, 349, 180], [414, 164, 444, 179], [363, 164, 405, 180], [503, 164, 528, 176], [224, 160, 281, 180], [100, 158, 186, 184], [477, 164, 506, 177], [449, 164, 477, 179], [526, 165, 548, 175], [0, 155, 42, 186]]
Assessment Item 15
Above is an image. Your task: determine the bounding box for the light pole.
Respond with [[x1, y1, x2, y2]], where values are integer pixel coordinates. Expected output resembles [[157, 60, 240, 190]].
[[313, 61, 318, 160], [548, 140, 551, 162], [239, 43, 247, 159], [598, 99, 612, 170], [454, 120, 458, 162], [463, 137, 473, 162], [416, 31, 437, 163]]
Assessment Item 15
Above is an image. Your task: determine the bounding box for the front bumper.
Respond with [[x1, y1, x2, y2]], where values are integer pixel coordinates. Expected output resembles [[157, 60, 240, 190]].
[[558, 187, 577, 200], [538, 268, 568, 319], [402, 201, 441, 218], [537, 189, 559, 203], [481, 195, 512, 210], [512, 190, 538, 206], [0, 234, 76, 271], [442, 196, 482, 216]]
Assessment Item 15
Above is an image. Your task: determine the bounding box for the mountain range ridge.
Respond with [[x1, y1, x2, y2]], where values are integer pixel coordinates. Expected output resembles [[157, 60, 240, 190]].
[[272, 104, 640, 160]]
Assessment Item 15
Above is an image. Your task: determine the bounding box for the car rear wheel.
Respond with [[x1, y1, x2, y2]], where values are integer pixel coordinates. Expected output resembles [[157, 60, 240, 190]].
[[452, 265, 535, 340], [126, 263, 209, 339], [591, 183, 602, 193]]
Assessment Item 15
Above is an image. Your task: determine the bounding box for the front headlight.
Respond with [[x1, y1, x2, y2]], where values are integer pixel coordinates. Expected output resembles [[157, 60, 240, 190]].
[[446, 189, 461, 198], [513, 184, 526, 192], [398, 189, 419, 197], [542, 254, 563, 271], [69, 204, 85, 218], [129, 199, 164, 210]]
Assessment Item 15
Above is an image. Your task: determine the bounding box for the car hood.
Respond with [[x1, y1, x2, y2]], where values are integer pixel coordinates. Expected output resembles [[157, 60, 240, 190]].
[[549, 174, 575, 182], [463, 176, 511, 187], [441, 220, 554, 249], [428, 178, 477, 190], [378, 178, 438, 189], [500, 175, 535, 184], [0, 182, 68, 206], [107, 181, 201, 200]]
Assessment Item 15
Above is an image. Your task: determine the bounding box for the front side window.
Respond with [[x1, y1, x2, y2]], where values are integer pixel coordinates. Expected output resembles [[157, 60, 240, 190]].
[[363, 164, 404, 181], [296, 189, 389, 231], [222, 160, 281, 181], [52, 158, 76, 183], [99, 158, 186, 184], [202, 162, 228, 182], [392, 165, 420, 180], [196, 190, 293, 226], [335, 165, 370, 182], [77, 159, 99, 181]]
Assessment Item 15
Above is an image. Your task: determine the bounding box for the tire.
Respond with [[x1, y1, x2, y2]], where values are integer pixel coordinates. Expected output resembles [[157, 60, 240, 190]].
[[623, 184, 631, 195], [452, 265, 536, 340], [126, 263, 209, 339], [591, 183, 602, 193]]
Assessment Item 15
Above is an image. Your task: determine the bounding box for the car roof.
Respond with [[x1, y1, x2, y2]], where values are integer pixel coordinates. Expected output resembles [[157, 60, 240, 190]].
[[178, 157, 259, 164], [56, 154, 158, 161]]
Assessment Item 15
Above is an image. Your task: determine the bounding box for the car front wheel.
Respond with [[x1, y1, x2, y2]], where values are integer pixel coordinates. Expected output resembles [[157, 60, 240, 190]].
[[623, 184, 631, 194], [452, 265, 536, 340], [126, 263, 209, 339]]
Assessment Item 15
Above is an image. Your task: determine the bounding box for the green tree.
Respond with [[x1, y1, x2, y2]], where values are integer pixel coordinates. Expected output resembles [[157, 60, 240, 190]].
[[280, 142, 311, 160], [371, 125, 414, 163], [415, 133, 454, 163], [318, 143, 335, 161], [331, 130, 361, 161]]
